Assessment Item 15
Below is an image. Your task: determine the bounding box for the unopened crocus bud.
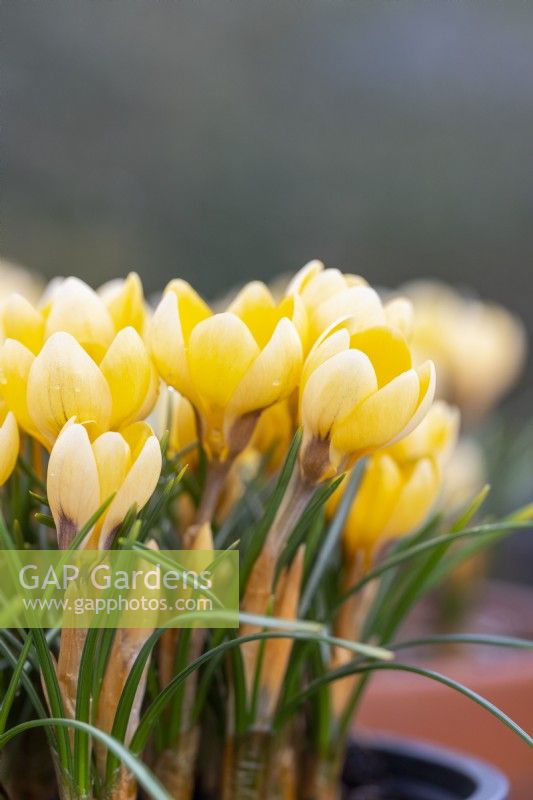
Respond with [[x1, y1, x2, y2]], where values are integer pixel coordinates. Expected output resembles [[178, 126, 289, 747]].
[[47, 421, 162, 549]]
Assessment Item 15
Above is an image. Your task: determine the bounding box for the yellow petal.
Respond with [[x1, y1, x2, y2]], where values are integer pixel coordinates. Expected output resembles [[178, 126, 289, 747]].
[[98, 272, 146, 335], [149, 292, 193, 395], [100, 327, 152, 429], [226, 318, 302, 424], [27, 333, 112, 447], [188, 313, 260, 410], [331, 368, 420, 458], [120, 421, 155, 461], [286, 260, 324, 295], [168, 391, 198, 461], [387, 400, 460, 465], [0, 339, 43, 441], [300, 328, 350, 394], [388, 361, 436, 446], [349, 326, 412, 386], [92, 432, 131, 508], [165, 279, 212, 339], [227, 282, 278, 348], [98, 434, 162, 549], [0, 410, 19, 486], [312, 287, 386, 340], [385, 297, 414, 339], [44, 277, 115, 362], [343, 455, 402, 557], [1, 294, 44, 353], [386, 458, 439, 539], [280, 293, 309, 352], [47, 422, 100, 549], [301, 350, 378, 440]]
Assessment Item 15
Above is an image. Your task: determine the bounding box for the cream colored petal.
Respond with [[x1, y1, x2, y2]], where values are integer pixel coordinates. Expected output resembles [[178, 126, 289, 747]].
[[387, 361, 436, 446], [47, 422, 100, 549], [301, 350, 378, 440], [386, 458, 440, 539], [1, 294, 44, 354], [149, 292, 193, 395], [92, 432, 131, 507], [0, 339, 44, 442], [384, 297, 414, 340], [279, 293, 309, 351], [299, 268, 346, 310], [188, 313, 260, 410], [27, 332, 112, 447], [44, 277, 115, 362], [226, 318, 303, 425], [168, 391, 198, 460], [120, 421, 155, 461], [98, 272, 146, 335], [100, 328, 152, 429], [135, 362, 160, 424], [331, 369, 421, 458], [286, 260, 324, 295], [165, 279, 212, 339], [301, 328, 350, 395], [0, 410, 19, 486], [98, 434, 162, 549], [312, 286, 386, 340], [386, 400, 460, 465]]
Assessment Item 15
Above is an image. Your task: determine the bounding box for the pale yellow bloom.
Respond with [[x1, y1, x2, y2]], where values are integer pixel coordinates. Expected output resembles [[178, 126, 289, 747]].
[[287, 260, 385, 347], [403, 281, 527, 418], [299, 320, 436, 482], [98, 272, 148, 336], [150, 279, 303, 461], [0, 276, 158, 448], [0, 401, 19, 486], [47, 420, 162, 549], [334, 401, 459, 561], [440, 436, 486, 514]]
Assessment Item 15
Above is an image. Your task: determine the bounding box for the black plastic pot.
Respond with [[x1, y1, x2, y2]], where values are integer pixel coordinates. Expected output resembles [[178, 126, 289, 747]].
[[343, 736, 509, 800]]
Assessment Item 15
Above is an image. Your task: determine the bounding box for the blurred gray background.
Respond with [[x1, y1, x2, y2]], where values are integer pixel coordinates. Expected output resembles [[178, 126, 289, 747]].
[[2, 1, 532, 356]]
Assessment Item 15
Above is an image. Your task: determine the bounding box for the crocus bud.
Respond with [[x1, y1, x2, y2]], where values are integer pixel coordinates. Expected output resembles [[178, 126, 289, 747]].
[[47, 421, 162, 549], [332, 401, 459, 564]]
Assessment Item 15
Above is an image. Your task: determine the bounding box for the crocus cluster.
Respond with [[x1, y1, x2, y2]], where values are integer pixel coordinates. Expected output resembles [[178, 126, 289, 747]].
[[0, 262, 449, 558], [0, 258, 528, 800]]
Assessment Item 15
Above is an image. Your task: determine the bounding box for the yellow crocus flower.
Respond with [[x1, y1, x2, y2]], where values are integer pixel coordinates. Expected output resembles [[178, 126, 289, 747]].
[[335, 401, 459, 563], [0, 329, 157, 449], [0, 276, 158, 448], [0, 401, 19, 486], [403, 280, 527, 418], [150, 279, 303, 461], [47, 420, 162, 549], [287, 260, 387, 346], [299, 319, 436, 482]]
